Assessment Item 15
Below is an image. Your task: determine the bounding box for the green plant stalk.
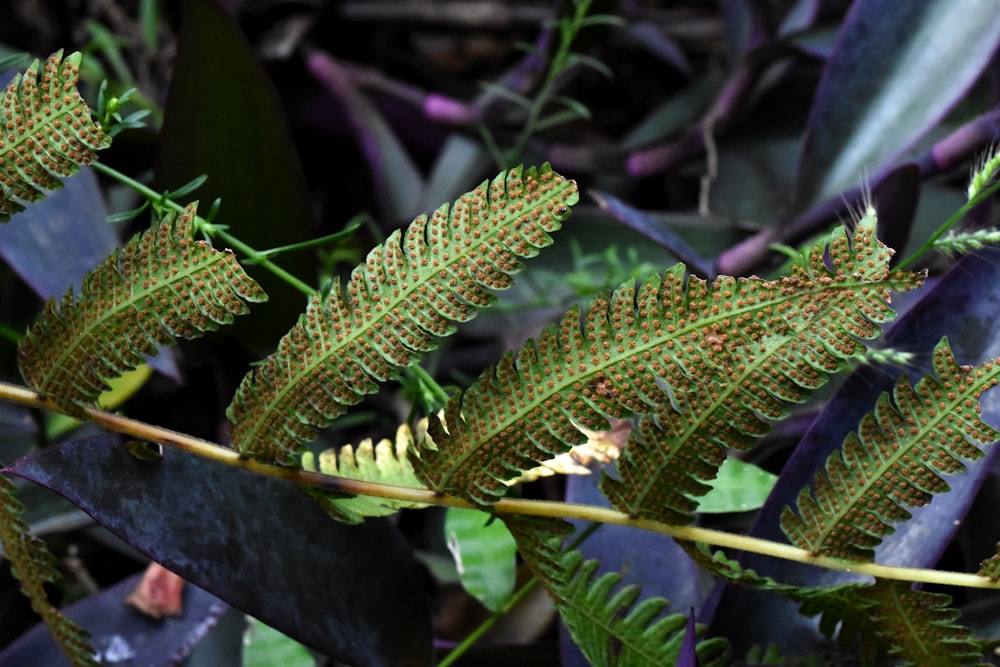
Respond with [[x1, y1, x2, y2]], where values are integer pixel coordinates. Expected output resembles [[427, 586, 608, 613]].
[[90, 161, 315, 297], [896, 177, 1000, 270], [436, 522, 602, 667], [437, 577, 540, 667], [0, 380, 997, 592], [507, 0, 593, 164]]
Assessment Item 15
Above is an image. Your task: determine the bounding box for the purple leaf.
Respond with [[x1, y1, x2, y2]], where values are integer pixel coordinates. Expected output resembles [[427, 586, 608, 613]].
[[307, 50, 424, 222], [0, 571, 229, 667], [591, 190, 714, 278], [795, 0, 1000, 209], [676, 608, 698, 667], [4, 436, 432, 667], [0, 169, 116, 300]]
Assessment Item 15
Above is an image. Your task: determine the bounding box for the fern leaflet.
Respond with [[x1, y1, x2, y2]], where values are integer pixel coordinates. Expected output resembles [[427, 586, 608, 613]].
[[781, 338, 1000, 560], [861, 580, 983, 666], [0, 50, 110, 221], [505, 516, 728, 666], [17, 203, 267, 415], [0, 473, 96, 666], [227, 165, 578, 463], [414, 210, 922, 516], [302, 421, 431, 523], [685, 545, 983, 664]]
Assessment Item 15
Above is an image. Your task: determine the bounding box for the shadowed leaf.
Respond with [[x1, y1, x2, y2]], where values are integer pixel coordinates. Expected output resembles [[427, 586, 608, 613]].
[[4, 436, 432, 667]]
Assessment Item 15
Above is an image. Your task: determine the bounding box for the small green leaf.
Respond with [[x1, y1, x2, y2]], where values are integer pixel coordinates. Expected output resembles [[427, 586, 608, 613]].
[[696, 458, 778, 514], [243, 617, 314, 667], [444, 508, 518, 612]]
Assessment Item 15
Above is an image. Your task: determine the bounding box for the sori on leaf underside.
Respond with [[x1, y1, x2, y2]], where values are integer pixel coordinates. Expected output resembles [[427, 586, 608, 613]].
[[8, 48, 1000, 667]]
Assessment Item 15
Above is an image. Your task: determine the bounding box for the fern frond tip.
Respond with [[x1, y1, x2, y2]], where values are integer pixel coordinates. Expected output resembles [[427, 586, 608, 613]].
[[0, 50, 111, 221]]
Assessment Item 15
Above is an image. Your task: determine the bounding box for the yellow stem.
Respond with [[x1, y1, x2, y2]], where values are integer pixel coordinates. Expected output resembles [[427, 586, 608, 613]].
[[1, 379, 998, 591]]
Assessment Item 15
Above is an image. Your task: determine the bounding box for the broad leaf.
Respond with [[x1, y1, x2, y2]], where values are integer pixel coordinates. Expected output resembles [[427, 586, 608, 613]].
[[444, 508, 518, 612], [794, 0, 1000, 208], [5, 436, 432, 667], [156, 0, 314, 345]]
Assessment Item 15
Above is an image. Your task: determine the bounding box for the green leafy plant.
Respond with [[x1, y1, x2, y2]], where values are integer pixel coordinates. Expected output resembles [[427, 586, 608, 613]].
[[5, 33, 1000, 667]]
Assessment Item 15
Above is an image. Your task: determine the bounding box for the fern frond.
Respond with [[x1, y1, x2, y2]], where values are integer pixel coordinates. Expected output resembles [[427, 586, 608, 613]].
[[684, 545, 879, 654], [414, 210, 922, 515], [686, 546, 983, 664], [302, 421, 431, 523], [17, 204, 267, 415], [781, 338, 1000, 561], [0, 473, 96, 666], [860, 580, 983, 666], [506, 516, 728, 666], [227, 165, 578, 463], [0, 51, 110, 221]]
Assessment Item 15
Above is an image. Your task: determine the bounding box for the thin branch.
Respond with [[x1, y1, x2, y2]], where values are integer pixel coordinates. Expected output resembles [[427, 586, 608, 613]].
[[1, 379, 997, 591]]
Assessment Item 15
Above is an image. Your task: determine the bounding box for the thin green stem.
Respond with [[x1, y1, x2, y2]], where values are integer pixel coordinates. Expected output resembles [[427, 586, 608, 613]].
[[90, 161, 316, 297], [436, 523, 602, 666], [507, 0, 593, 165], [0, 380, 997, 592], [407, 364, 451, 411], [436, 578, 539, 667], [896, 178, 1000, 270], [243, 218, 362, 263]]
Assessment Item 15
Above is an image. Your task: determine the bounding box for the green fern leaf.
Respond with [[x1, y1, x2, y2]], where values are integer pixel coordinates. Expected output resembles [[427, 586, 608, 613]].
[[686, 545, 983, 664], [227, 165, 578, 463], [0, 50, 110, 221], [683, 544, 879, 655], [1, 473, 96, 666], [506, 516, 729, 666], [860, 580, 983, 666], [781, 338, 1000, 560], [415, 209, 922, 515], [17, 203, 267, 415], [302, 420, 431, 523]]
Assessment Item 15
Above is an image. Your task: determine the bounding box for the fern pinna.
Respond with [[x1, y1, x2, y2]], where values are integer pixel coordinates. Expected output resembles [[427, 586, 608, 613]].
[[782, 338, 1000, 561], [0, 474, 96, 666], [227, 164, 578, 463], [413, 209, 923, 518], [686, 545, 982, 665], [17, 203, 267, 416], [0, 51, 110, 221], [505, 516, 729, 667]]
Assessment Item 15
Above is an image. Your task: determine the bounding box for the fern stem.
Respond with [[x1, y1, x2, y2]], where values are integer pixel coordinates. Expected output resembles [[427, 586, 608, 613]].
[[90, 162, 316, 297], [895, 176, 1000, 269], [1, 378, 999, 592]]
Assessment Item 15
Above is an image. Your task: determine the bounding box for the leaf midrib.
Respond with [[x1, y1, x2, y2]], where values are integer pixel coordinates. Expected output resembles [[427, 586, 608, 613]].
[[36, 245, 228, 397], [802, 355, 1000, 555], [236, 172, 575, 452]]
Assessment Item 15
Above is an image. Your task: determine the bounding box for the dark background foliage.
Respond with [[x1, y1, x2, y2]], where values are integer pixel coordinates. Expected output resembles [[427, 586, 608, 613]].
[[2, 1, 1000, 665]]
